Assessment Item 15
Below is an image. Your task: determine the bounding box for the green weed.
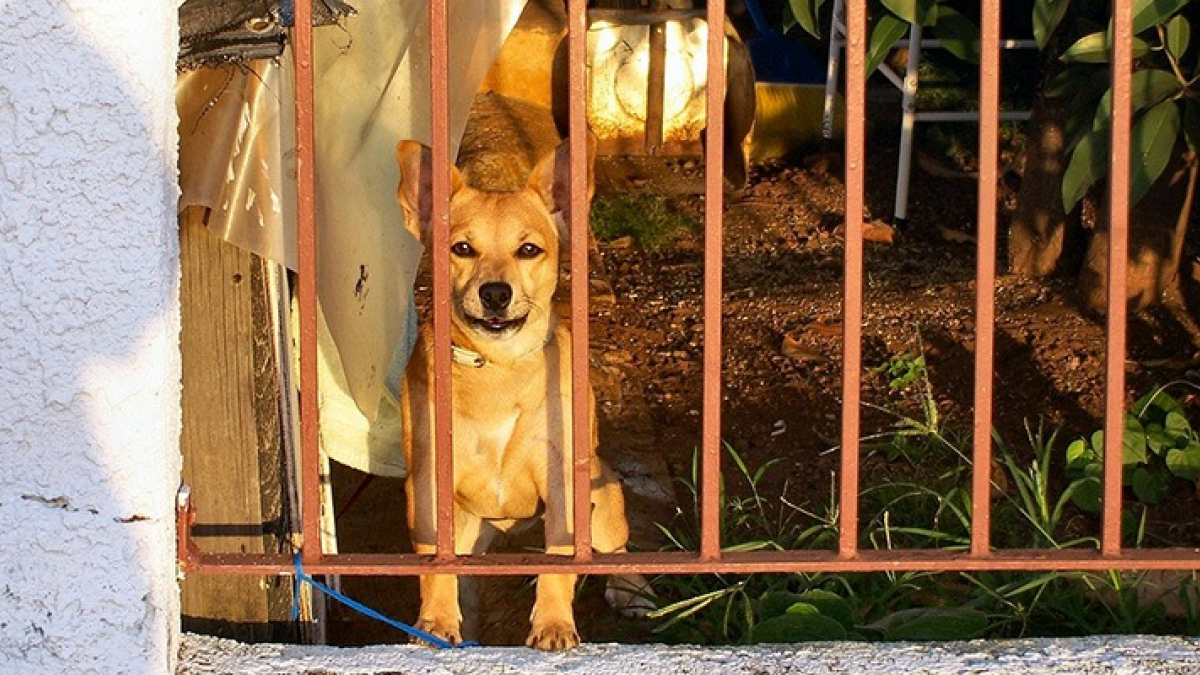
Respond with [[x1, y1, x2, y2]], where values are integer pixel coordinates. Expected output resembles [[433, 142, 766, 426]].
[[647, 333, 1200, 643], [993, 419, 1099, 550], [590, 194, 698, 252], [648, 444, 837, 644], [1064, 382, 1200, 511], [649, 446, 992, 644]]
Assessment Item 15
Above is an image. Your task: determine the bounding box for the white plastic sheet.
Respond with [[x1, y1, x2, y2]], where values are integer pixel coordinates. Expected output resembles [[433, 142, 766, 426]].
[[178, 0, 528, 477]]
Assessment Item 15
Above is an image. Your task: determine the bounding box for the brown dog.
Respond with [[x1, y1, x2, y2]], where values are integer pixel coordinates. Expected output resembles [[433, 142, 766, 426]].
[[394, 104, 650, 650]]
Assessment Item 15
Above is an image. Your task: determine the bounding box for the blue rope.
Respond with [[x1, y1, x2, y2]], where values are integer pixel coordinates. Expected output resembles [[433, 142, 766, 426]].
[[291, 553, 478, 649]]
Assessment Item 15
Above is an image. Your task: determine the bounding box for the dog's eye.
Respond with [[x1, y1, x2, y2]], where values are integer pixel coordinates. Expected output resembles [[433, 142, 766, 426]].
[[451, 242, 476, 258], [516, 243, 543, 259]]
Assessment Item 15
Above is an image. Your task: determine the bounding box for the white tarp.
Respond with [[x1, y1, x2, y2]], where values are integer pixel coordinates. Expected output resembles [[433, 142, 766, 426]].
[[178, 0, 528, 477]]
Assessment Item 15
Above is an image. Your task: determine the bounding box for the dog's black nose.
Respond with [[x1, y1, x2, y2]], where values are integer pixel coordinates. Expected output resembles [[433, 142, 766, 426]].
[[478, 282, 513, 312]]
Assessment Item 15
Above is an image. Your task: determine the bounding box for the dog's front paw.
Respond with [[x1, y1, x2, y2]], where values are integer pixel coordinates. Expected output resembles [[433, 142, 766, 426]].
[[413, 616, 463, 647], [526, 619, 580, 651], [605, 574, 656, 619]]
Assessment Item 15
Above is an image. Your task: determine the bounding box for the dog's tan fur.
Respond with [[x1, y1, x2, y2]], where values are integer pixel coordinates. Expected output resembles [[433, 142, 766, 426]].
[[395, 112, 648, 650]]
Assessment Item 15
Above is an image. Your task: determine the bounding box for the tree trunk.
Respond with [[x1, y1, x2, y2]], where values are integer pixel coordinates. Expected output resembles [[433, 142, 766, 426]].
[[1078, 150, 1199, 314], [1008, 92, 1082, 276]]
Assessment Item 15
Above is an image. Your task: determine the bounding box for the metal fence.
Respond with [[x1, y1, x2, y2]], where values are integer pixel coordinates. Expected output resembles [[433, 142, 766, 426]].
[[177, 0, 1200, 590]]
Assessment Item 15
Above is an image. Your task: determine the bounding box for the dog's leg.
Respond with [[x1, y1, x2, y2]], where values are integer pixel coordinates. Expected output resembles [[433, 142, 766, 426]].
[[592, 471, 655, 618], [458, 521, 499, 642], [413, 510, 488, 646], [530, 498, 581, 650], [415, 573, 461, 645], [526, 469, 653, 650], [527, 565, 580, 650]]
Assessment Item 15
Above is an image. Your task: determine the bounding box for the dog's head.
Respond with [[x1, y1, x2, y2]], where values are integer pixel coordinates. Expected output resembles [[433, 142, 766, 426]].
[[395, 138, 593, 359]]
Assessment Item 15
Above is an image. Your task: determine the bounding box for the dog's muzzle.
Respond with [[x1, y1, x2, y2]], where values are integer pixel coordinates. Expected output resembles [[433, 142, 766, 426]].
[[467, 282, 527, 337], [479, 282, 512, 312]]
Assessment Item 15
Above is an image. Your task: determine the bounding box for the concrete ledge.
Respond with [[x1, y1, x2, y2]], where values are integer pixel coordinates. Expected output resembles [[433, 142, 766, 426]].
[[180, 634, 1200, 674]]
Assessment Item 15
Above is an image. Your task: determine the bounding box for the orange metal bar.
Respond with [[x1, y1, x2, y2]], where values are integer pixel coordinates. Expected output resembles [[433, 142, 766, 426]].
[[293, 0, 322, 566], [1102, 0, 1132, 556], [971, 0, 1001, 557], [838, 0, 866, 558], [699, 0, 727, 561], [568, 0, 592, 562], [189, 547, 1200, 576], [429, 0, 455, 561]]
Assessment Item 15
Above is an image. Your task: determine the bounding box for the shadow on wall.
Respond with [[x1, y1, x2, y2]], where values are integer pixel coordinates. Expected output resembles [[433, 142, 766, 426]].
[[0, 2, 180, 673]]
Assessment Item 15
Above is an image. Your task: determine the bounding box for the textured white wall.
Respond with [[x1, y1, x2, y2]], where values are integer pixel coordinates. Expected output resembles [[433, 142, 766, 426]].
[[0, 2, 182, 673]]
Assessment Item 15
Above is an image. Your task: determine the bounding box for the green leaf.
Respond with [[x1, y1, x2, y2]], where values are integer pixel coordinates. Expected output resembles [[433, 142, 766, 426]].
[[1087, 420, 1152, 467], [1166, 15, 1191, 59], [780, 1, 798, 33], [1091, 69, 1182, 132], [1133, 0, 1190, 35], [790, 0, 826, 39], [751, 611, 848, 643], [879, 0, 934, 25], [752, 457, 781, 486], [786, 601, 821, 616], [932, 7, 980, 63], [1034, 0, 1071, 49], [1167, 442, 1200, 480], [1165, 410, 1191, 434], [1146, 423, 1179, 454], [1130, 99, 1182, 205], [1130, 36, 1153, 57], [867, 14, 910, 76], [1132, 466, 1172, 504], [1124, 414, 1150, 466], [1062, 125, 1109, 211], [863, 607, 989, 641], [1066, 438, 1101, 474], [723, 539, 778, 553], [1062, 31, 1111, 63], [1061, 31, 1151, 63], [795, 589, 856, 630], [1069, 475, 1104, 513], [759, 590, 803, 619], [646, 585, 736, 620]]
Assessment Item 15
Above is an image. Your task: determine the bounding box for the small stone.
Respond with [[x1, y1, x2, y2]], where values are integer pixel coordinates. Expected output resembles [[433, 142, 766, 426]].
[[781, 333, 827, 363], [602, 350, 633, 365]]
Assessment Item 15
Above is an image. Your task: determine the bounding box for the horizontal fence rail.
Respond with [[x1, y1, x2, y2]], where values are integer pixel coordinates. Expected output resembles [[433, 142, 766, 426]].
[[177, 546, 1200, 576], [178, 0, 1200, 589]]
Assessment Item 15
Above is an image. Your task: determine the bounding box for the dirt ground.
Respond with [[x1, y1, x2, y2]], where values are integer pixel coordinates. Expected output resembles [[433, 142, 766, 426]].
[[325, 119, 1200, 648]]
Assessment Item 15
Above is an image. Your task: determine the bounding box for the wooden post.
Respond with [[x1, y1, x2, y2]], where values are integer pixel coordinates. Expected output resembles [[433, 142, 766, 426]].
[[179, 206, 294, 641], [644, 1, 668, 155]]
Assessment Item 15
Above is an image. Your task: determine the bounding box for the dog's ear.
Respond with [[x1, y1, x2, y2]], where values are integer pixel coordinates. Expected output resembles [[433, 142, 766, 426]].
[[395, 140, 464, 243], [528, 133, 596, 233]]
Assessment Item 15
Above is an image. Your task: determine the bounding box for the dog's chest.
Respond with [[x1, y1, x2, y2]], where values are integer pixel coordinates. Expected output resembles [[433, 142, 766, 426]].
[[451, 370, 562, 518], [465, 408, 521, 462]]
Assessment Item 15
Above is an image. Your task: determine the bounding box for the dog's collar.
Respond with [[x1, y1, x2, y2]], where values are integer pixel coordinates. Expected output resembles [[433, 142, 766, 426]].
[[450, 336, 553, 369], [451, 345, 486, 368]]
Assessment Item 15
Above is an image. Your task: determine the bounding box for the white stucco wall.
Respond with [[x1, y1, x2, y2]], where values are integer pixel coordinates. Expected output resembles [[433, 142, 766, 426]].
[[0, 2, 182, 673]]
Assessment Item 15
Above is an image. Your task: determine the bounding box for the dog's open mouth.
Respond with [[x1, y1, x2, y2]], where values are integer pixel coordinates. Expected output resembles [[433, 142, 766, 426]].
[[468, 314, 528, 336]]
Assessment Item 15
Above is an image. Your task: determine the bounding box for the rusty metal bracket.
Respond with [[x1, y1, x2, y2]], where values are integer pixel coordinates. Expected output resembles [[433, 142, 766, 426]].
[[175, 485, 203, 578]]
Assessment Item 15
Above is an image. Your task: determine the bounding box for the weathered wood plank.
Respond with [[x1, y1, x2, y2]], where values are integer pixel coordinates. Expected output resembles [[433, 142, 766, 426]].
[[179, 206, 292, 642]]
